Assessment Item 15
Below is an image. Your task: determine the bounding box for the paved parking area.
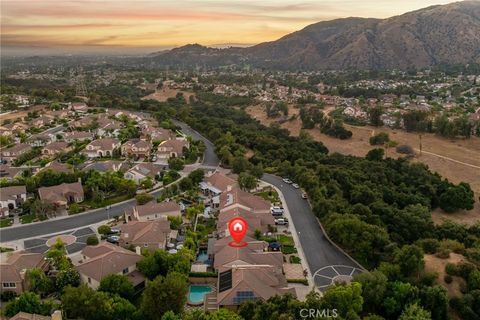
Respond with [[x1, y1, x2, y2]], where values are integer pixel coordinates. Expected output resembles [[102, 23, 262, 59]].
[[23, 227, 96, 255]]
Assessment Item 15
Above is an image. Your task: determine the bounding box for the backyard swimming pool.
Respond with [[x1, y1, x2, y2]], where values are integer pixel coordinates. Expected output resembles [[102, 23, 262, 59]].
[[196, 249, 208, 263], [188, 285, 212, 305]]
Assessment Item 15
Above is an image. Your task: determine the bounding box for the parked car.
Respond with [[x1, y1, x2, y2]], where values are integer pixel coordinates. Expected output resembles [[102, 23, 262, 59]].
[[292, 183, 300, 189], [275, 218, 289, 225], [271, 206, 284, 216], [282, 178, 292, 184], [110, 227, 121, 234], [301, 192, 308, 199], [106, 235, 120, 244]]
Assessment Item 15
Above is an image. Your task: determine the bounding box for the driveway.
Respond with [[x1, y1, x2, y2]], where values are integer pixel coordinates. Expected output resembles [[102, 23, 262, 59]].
[[261, 174, 364, 290]]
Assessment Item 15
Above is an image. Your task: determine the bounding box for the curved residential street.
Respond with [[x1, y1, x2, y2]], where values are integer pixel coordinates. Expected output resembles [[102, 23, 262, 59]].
[[0, 121, 219, 243], [262, 173, 364, 289], [0, 121, 363, 290]]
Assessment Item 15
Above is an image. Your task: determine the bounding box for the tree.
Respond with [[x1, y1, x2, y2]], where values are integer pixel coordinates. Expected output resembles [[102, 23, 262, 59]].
[[232, 156, 250, 174], [188, 169, 204, 184], [99, 274, 135, 301], [368, 106, 384, 127], [30, 199, 55, 219], [394, 245, 424, 278], [140, 272, 188, 319], [439, 183, 475, 213], [55, 268, 80, 291], [354, 271, 388, 314], [62, 284, 136, 320], [4, 292, 54, 317], [98, 224, 112, 235], [251, 163, 264, 178], [321, 283, 363, 318], [168, 158, 185, 171], [366, 148, 384, 161], [370, 132, 390, 145], [238, 172, 257, 191], [136, 192, 154, 205], [86, 235, 99, 245], [179, 177, 193, 191], [25, 268, 52, 296], [419, 286, 448, 320], [399, 304, 431, 320]]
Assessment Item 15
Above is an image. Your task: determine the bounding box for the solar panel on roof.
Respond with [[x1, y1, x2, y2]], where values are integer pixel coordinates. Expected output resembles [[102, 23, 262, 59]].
[[219, 269, 232, 292]]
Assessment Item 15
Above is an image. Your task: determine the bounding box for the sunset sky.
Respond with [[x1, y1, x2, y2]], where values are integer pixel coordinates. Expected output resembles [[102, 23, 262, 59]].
[[1, 0, 460, 54]]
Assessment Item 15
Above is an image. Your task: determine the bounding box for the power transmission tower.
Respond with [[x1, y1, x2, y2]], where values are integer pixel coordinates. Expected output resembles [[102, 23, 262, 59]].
[[74, 74, 88, 97]]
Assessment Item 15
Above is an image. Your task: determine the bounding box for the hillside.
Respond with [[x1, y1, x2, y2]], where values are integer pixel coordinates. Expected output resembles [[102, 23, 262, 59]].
[[151, 1, 480, 70]]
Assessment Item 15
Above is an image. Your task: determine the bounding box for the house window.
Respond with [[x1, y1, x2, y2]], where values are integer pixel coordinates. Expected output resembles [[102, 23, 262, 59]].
[[122, 268, 129, 274], [2, 282, 16, 288]]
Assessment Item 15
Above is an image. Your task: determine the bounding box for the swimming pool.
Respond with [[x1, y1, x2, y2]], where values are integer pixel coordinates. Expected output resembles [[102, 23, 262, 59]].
[[196, 250, 208, 263], [188, 285, 212, 305]]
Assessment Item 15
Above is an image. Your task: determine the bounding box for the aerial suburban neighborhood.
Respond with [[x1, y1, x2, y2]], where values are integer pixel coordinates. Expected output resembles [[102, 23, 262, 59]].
[[1, 0, 480, 319]]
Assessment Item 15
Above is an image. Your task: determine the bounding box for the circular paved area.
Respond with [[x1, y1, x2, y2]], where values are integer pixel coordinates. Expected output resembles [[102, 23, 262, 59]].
[[23, 227, 96, 255], [312, 265, 363, 291], [46, 234, 77, 247]]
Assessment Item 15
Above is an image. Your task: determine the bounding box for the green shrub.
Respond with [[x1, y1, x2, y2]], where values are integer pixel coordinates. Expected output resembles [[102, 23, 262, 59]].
[[289, 256, 301, 264], [86, 235, 99, 246], [287, 279, 308, 285], [436, 248, 451, 259], [444, 274, 453, 284], [98, 225, 111, 235]]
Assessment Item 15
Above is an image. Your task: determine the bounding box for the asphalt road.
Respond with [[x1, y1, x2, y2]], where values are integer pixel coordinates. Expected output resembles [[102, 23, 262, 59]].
[[0, 121, 218, 243], [262, 174, 363, 275], [173, 120, 219, 167]]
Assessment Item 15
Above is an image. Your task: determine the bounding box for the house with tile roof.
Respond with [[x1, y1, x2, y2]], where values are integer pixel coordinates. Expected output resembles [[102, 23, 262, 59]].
[[42, 141, 72, 157], [121, 139, 151, 159], [124, 163, 163, 183], [83, 138, 121, 158], [156, 139, 189, 161], [0, 143, 32, 164], [0, 252, 49, 295], [0, 185, 27, 217], [75, 242, 144, 289], [119, 220, 172, 252], [124, 200, 181, 222], [38, 181, 84, 208]]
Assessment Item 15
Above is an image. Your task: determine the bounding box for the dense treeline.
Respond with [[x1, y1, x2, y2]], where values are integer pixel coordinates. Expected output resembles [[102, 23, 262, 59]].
[[136, 92, 478, 319]]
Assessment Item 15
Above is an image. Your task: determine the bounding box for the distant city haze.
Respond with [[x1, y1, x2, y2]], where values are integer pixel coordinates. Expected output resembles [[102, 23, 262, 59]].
[[1, 0, 460, 55]]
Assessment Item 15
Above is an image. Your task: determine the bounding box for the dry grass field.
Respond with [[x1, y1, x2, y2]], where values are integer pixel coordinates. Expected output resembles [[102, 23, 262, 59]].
[[0, 104, 48, 122], [142, 87, 194, 103], [424, 253, 466, 298], [246, 104, 480, 224]]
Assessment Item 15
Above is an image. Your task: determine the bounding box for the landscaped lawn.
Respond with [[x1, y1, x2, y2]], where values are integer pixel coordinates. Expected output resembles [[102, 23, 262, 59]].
[[255, 188, 280, 204], [277, 235, 297, 254], [277, 234, 294, 246], [20, 214, 37, 224], [0, 218, 14, 228]]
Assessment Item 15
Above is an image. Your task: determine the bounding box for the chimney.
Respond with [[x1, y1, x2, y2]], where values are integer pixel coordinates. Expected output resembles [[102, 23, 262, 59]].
[[135, 246, 141, 255], [226, 185, 232, 192], [51, 310, 62, 320]]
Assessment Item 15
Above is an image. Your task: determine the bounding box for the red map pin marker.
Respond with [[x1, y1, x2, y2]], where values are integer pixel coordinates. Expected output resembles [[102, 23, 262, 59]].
[[228, 217, 248, 248]]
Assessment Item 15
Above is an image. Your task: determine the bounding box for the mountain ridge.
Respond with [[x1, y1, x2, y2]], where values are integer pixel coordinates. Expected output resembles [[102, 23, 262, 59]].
[[151, 1, 480, 70]]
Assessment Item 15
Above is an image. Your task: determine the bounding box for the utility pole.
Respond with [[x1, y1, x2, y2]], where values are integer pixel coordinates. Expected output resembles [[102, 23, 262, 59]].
[[419, 134, 423, 156]]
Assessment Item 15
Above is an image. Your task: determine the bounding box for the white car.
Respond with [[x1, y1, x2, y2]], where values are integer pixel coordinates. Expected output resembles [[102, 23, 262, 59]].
[[282, 178, 292, 184], [275, 218, 289, 225], [271, 206, 284, 216], [301, 192, 308, 199], [292, 183, 300, 189]]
